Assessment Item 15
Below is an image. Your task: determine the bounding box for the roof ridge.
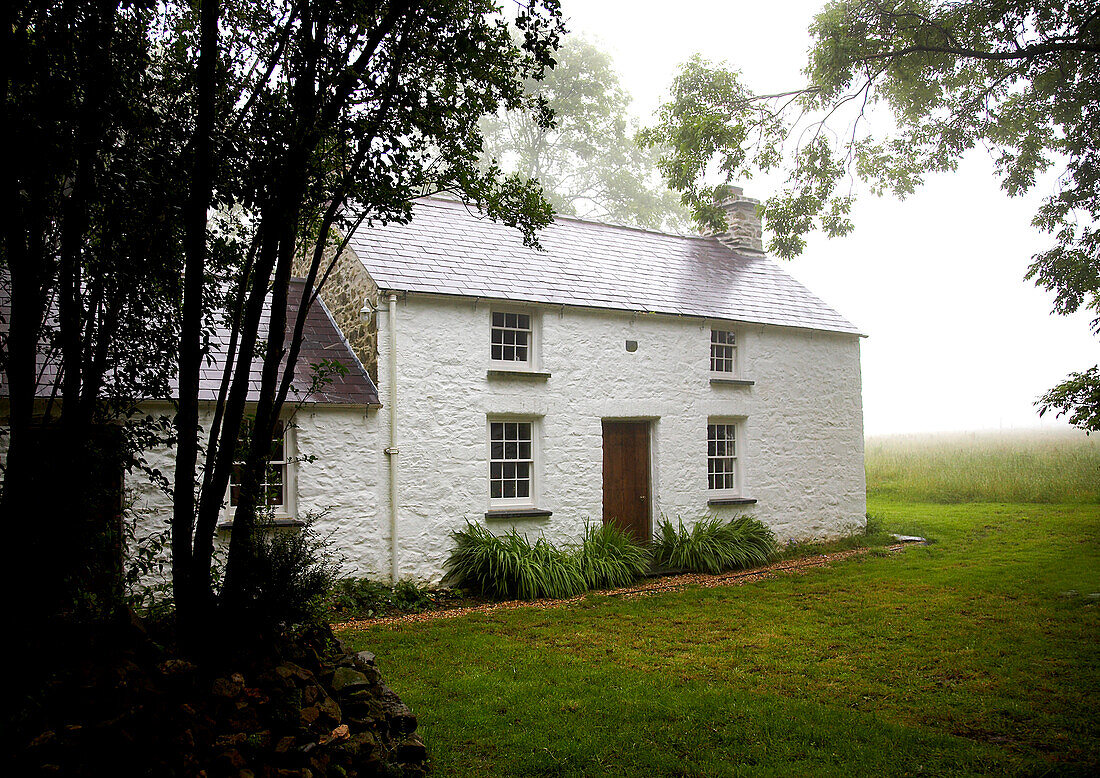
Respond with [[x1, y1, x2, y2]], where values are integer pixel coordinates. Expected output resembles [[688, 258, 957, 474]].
[[348, 196, 863, 336], [416, 195, 731, 246]]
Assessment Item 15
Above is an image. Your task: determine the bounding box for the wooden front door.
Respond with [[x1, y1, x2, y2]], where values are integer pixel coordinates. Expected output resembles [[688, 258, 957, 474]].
[[602, 421, 651, 542]]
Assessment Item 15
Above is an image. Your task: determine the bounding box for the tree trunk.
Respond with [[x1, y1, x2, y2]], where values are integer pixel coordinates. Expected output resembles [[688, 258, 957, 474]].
[[173, 0, 220, 642]]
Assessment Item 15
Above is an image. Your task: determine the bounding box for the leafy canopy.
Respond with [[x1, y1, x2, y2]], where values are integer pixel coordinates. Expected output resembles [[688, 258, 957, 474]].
[[641, 0, 1100, 430], [482, 35, 689, 231]]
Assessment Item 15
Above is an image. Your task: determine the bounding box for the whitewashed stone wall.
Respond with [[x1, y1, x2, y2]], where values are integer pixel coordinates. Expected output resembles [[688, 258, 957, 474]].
[[127, 405, 387, 579], [124, 293, 864, 586], [376, 293, 865, 583]]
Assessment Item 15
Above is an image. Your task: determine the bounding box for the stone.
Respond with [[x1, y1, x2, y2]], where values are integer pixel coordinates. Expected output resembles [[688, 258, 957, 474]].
[[354, 650, 376, 668], [215, 733, 248, 748], [212, 675, 244, 699], [395, 733, 427, 763], [320, 724, 350, 745], [158, 658, 198, 678], [330, 667, 370, 693], [318, 695, 343, 726], [300, 706, 322, 728]]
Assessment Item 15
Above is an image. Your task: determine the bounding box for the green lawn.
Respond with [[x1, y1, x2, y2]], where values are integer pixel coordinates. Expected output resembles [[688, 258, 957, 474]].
[[339, 500, 1100, 776]]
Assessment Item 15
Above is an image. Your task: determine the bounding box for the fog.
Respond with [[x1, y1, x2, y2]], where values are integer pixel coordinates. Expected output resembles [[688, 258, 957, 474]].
[[558, 0, 1099, 435]]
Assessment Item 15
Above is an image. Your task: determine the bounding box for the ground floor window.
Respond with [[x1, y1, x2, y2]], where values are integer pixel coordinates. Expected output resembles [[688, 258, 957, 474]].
[[489, 419, 535, 504], [707, 422, 739, 492], [228, 419, 294, 518]]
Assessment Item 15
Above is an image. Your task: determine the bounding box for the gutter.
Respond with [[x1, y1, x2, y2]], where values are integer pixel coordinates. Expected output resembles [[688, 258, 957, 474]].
[[384, 293, 400, 583]]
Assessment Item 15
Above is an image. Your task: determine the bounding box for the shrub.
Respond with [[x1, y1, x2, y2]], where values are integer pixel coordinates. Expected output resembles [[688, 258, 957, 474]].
[[232, 519, 340, 632], [651, 515, 777, 573], [577, 522, 649, 589], [327, 577, 435, 618], [444, 522, 587, 600]]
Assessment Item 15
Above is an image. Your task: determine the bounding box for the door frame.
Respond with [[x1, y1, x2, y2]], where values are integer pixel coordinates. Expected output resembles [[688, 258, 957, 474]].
[[601, 417, 655, 542]]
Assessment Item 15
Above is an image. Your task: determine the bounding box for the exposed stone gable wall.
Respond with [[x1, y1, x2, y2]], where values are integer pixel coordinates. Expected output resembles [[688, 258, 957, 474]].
[[293, 239, 380, 381]]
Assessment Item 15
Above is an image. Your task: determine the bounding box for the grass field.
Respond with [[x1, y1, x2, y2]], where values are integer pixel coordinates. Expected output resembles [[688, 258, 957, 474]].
[[340, 499, 1100, 775], [865, 429, 1100, 504], [338, 432, 1100, 775]]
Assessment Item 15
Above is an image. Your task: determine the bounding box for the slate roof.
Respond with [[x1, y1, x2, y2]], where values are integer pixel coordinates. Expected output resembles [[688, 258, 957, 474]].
[[196, 279, 379, 405], [0, 278, 379, 406], [348, 197, 861, 335]]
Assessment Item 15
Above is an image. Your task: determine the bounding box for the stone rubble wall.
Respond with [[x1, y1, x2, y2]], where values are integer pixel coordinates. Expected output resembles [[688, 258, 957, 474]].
[[293, 238, 381, 382], [714, 186, 765, 255]]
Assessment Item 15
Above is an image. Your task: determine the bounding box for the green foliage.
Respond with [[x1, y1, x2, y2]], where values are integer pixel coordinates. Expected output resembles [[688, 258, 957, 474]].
[[230, 520, 340, 633], [865, 430, 1100, 504], [576, 522, 650, 590], [642, 0, 1100, 429], [444, 523, 587, 600], [651, 515, 778, 574], [445, 521, 651, 600], [327, 578, 436, 620], [1037, 366, 1100, 432], [483, 35, 689, 231], [637, 55, 788, 234]]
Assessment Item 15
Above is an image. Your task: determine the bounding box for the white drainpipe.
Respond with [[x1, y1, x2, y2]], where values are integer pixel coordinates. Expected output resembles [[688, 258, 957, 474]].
[[385, 292, 400, 583]]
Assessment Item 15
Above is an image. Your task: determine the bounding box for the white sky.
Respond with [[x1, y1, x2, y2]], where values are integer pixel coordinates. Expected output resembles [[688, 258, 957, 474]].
[[558, 0, 1099, 435]]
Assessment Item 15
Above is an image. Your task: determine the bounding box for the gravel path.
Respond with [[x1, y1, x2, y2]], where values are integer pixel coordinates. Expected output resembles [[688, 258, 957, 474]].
[[333, 542, 915, 632]]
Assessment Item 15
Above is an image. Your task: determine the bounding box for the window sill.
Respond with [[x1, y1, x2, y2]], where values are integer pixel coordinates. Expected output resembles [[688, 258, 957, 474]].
[[487, 368, 551, 380], [484, 508, 553, 520], [217, 517, 305, 531], [710, 376, 755, 386], [706, 497, 758, 506]]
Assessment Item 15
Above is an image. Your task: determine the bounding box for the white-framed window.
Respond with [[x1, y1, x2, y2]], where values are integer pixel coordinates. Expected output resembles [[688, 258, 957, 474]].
[[710, 329, 738, 374], [227, 419, 296, 519], [488, 418, 537, 507], [707, 421, 740, 493], [491, 310, 534, 366]]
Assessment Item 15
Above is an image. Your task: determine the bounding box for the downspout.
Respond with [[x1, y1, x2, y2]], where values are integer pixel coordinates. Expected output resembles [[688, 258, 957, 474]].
[[385, 293, 400, 583]]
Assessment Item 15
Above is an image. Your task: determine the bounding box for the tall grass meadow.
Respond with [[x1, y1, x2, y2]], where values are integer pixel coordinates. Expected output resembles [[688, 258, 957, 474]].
[[865, 429, 1100, 504]]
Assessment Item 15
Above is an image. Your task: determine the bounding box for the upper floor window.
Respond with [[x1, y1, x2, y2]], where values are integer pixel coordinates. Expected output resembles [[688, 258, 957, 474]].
[[711, 329, 737, 374], [491, 311, 532, 364], [707, 422, 739, 492]]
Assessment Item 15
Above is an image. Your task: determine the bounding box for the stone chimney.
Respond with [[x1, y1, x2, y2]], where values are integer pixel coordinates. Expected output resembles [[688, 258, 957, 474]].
[[711, 186, 765, 255]]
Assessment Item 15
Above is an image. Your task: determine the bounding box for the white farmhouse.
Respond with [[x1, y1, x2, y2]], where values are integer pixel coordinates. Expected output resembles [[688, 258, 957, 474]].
[[128, 188, 866, 584]]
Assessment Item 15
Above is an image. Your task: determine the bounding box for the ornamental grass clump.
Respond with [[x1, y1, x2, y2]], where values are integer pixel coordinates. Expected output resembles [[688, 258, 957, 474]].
[[444, 522, 586, 600], [652, 515, 778, 574], [577, 522, 650, 590]]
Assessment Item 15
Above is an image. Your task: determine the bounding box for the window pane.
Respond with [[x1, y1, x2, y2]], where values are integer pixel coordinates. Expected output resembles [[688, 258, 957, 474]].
[[493, 311, 505, 327], [489, 420, 535, 502], [708, 422, 738, 491]]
